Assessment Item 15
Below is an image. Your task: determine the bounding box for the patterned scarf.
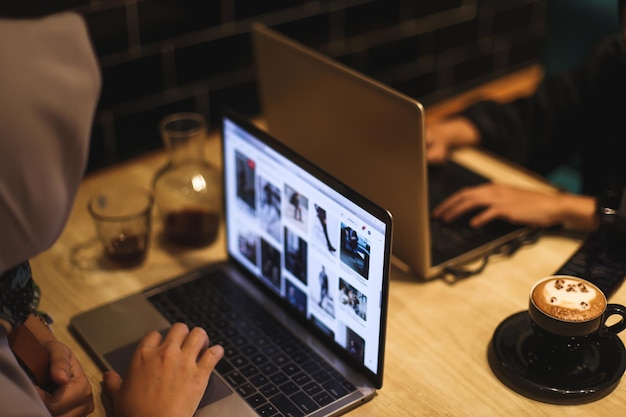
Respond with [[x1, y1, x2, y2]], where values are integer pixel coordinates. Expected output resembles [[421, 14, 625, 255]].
[[0, 261, 35, 328]]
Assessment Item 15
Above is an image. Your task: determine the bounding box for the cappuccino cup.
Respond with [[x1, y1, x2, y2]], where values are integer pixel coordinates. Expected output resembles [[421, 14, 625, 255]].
[[527, 275, 626, 369]]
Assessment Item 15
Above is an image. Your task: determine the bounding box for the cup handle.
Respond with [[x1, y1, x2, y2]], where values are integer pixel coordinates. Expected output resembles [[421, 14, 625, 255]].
[[602, 304, 626, 335]]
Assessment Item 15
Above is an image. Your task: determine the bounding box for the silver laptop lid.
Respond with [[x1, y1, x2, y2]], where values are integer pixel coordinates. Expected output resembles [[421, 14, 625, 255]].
[[222, 109, 393, 387]]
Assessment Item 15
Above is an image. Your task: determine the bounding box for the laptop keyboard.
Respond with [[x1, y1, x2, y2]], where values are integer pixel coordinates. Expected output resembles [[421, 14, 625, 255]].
[[427, 161, 487, 209], [428, 162, 522, 267], [148, 271, 357, 417], [554, 230, 626, 299], [430, 215, 521, 267]]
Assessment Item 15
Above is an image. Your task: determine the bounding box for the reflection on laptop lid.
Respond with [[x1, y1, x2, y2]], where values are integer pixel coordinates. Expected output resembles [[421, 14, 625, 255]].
[[70, 109, 393, 417], [252, 22, 528, 280]]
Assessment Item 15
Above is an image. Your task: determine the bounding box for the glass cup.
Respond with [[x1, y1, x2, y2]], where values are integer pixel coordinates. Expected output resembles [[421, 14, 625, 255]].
[[526, 275, 626, 371], [87, 185, 153, 267]]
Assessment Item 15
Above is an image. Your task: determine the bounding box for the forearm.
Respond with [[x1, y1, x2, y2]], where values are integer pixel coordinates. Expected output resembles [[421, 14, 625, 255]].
[[558, 193, 598, 231], [441, 116, 482, 148]]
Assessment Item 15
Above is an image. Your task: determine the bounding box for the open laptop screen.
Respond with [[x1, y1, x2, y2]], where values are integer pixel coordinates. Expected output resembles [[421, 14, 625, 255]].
[[222, 110, 392, 382]]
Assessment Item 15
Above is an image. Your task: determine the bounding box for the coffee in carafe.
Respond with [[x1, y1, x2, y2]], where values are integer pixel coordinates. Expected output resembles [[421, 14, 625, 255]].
[[153, 112, 221, 247]]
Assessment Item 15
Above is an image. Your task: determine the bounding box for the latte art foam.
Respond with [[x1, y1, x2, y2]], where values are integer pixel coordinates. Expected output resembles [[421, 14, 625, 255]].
[[531, 277, 606, 322]]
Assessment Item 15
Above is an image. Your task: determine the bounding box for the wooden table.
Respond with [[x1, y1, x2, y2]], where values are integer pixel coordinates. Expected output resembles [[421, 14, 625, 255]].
[[30, 65, 626, 416]]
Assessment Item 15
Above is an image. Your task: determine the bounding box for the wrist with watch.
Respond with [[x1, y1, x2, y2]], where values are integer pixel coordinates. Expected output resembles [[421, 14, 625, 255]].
[[597, 185, 626, 235]]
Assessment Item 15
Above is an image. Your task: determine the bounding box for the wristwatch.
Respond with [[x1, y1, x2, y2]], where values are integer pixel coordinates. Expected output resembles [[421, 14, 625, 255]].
[[597, 185, 626, 234]]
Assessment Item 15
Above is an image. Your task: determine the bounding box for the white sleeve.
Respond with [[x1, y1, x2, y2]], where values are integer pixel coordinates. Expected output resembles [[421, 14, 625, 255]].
[[0, 332, 50, 416], [0, 12, 101, 274]]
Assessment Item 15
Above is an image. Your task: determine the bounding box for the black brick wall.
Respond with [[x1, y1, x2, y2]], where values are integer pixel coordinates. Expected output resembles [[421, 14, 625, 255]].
[[1, 0, 547, 172]]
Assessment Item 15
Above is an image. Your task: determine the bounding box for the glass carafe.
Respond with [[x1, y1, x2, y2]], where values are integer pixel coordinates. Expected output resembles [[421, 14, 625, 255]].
[[153, 112, 221, 247]]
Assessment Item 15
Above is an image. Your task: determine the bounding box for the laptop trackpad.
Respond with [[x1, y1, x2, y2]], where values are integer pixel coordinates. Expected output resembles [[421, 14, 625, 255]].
[[103, 331, 233, 408]]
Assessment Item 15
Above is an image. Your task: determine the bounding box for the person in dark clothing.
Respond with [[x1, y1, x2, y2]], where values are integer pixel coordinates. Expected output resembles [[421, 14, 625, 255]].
[[318, 265, 329, 307], [290, 191, 302, 221], [315, 204, 336, 252], [427, 1, 626, 232]]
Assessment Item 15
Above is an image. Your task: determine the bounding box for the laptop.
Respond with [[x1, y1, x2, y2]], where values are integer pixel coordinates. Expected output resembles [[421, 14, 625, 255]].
[[70, 109, 393, 417], [252, 23, 529, 280]]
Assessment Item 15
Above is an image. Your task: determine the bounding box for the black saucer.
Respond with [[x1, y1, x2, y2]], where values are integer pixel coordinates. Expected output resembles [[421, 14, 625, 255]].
[[488, 311, 626, 404]]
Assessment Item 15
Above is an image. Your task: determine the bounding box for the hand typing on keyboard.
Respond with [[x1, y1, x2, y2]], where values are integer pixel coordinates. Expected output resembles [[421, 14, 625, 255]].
[[432, 183, 597, 231], [149, 272, 359, 417], [102, 323, 224, 417]]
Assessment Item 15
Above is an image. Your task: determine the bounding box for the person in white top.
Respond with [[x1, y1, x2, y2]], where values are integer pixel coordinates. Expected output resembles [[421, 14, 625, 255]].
[[0, 11, 223, 417]]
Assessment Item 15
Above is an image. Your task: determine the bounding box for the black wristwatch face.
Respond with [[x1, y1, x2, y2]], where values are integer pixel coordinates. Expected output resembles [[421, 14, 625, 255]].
[[598, 186, 626, 235]]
